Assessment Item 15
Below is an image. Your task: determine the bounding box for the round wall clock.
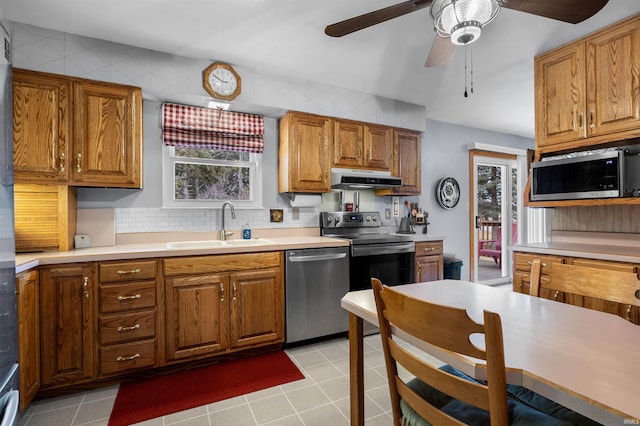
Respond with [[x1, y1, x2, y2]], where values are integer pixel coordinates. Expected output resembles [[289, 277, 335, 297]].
[[203, 62, 241, 101], [436, 177, 460, 209]]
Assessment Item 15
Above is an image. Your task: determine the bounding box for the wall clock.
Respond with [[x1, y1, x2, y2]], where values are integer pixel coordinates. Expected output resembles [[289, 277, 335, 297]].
[[436, 177, 460, 209], [203, 62, 241, 101]]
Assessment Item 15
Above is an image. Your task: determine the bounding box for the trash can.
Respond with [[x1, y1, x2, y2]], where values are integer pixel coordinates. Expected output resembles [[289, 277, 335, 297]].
[[443, 254, 463, 280]]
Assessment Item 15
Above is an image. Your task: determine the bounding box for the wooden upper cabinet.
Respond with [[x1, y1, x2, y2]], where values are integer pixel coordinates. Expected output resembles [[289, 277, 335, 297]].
[[279, 112, 332, 193], [333, 120, 364, 168], [363, 124, 392, 171], [12, 69, 143, 188], [535, 14, 640, 152], [72, 80, 142, 188], [13, 69, 70, 182], [377, 129, 421, 196]]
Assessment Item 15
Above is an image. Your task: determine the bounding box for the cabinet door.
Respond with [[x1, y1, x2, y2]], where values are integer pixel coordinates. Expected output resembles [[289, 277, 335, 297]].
[[415, 255, 443, 282], [12, 69, 70, 182], [72, 81, 142, 188], [333, 120, 363, 168], [165, 274, 229, 361], [534, 42, 587, 146], [394, 130, 421, 195], [16, 270, 40, 411], [280, 113, 332, 193], [363, 125, 392, 171], [587, 18, 640, 138], [40, 264, 95, 386], [512, 270, 531, 295], [230, 269, 284, 349]]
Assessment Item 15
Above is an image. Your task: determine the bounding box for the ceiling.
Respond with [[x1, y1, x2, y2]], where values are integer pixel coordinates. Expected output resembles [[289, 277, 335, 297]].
[[3, 0, 640, 138]]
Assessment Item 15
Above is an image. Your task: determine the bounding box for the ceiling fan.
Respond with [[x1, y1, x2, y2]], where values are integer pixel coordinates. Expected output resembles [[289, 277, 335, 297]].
[[325, 0, 610, 67]]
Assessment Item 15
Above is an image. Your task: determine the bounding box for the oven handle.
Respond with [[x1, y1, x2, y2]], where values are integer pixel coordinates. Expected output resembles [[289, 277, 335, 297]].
[[351, 242, 415, 257], [288, 253, 348, 262]]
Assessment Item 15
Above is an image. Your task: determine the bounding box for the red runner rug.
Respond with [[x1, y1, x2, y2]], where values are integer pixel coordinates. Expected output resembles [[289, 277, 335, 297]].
[[108, 351, 303, 426]]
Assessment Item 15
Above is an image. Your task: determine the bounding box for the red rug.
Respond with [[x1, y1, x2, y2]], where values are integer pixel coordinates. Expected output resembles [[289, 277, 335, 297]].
[[108, 351, 303, 426]]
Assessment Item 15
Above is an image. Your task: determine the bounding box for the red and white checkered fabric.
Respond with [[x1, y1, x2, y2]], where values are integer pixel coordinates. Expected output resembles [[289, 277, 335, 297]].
[[162, 103, 264, 153]]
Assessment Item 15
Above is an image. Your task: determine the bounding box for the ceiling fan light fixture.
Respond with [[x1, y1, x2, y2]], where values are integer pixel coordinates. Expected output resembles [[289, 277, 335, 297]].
[[431, 0, 500, 45]]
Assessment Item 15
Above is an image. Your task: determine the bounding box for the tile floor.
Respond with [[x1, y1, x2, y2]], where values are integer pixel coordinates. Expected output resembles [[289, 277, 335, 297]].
[[18, 334, 445, 426]]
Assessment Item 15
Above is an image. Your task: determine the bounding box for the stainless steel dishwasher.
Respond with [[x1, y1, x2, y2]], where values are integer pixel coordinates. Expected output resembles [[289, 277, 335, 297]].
[[285, 246, 349, 344]]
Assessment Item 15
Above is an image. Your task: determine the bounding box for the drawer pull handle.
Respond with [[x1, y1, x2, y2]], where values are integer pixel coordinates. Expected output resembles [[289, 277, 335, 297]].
[[117, 294, 141, 301], [626, 305, 632, 321], [116, 268, 141, 276], [117, 323, 141, 332], [527, 261, 548, 268], [116, 353, 140, 362], [553, 291, 560, 300], [423, 247, 435, 252]]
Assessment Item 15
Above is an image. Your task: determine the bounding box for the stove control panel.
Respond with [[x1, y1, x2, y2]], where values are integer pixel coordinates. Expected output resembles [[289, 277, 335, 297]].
[[321, 211, 382, 229]]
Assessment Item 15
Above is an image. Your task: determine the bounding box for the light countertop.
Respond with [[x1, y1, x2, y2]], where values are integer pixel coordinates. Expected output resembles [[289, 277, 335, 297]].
[[15, 236, 350, 273]]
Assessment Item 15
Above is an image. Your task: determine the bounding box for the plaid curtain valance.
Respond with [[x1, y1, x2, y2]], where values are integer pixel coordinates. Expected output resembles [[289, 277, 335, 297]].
[[162, 103, 264, 153]]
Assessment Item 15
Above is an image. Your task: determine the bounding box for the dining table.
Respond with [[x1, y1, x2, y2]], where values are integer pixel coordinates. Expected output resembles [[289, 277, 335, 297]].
[[341, 280, 640, 426]]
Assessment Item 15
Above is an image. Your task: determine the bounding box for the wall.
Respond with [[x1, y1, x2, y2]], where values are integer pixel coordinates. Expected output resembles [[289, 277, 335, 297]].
[[419, 119, 534, 280], [550, 205, 640, 233]]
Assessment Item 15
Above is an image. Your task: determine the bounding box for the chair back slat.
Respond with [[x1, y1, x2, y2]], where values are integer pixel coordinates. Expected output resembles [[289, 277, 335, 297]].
[[548, 263, 640, 307], [529, 258, 542, 297]]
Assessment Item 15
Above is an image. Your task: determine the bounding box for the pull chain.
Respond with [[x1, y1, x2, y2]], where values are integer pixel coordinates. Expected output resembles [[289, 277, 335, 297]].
[[464, 44, 468, 97], [470, 46, 474, 94]]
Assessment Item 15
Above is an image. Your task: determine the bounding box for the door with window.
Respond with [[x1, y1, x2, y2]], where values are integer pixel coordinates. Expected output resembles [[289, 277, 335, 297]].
[[470, 152, 520, 285]]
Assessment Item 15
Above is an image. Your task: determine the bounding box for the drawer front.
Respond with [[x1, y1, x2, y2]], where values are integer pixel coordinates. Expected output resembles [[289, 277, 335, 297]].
[[513, 252, 564, 273], [100, 310, 156, 345], [164, 251, 282, 276], [415, 241, 443, 256], [100, 281, 156, 314], [100, 259, 157, 283], [100, 339, 156, 376]]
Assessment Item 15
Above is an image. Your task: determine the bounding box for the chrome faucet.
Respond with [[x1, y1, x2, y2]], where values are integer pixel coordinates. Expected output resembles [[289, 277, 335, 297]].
[[220, 201, 236, 240]]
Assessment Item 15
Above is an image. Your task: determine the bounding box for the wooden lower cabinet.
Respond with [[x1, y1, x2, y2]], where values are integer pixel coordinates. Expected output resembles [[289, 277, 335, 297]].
[[16, 270, 40, 412], [414, 241, 443, 282], [40, 263, 96, 388], [513, 251, 640, 324], [164, 252, 284, 362]]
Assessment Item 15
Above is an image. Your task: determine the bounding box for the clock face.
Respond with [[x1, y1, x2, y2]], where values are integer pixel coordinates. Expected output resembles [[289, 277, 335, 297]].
[[203, 63, 241, 100]]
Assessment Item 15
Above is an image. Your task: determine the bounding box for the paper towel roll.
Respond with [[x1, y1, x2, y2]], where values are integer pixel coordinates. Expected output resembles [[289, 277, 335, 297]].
[[288, 193, 321, 207]]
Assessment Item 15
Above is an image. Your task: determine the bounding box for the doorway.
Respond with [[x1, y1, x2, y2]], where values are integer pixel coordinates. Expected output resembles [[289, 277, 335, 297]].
[[469, 150, 521, 285]]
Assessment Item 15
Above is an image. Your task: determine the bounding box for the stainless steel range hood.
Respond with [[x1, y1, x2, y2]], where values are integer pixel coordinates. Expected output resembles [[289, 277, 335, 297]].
[[331, 168, 402, 189]]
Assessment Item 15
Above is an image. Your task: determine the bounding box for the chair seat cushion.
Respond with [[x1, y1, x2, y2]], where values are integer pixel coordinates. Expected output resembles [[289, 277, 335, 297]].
[[399, 365, 600, 426]]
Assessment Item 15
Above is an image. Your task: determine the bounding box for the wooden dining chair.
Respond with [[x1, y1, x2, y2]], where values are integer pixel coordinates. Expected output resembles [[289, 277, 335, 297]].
[[549, 263, 640, 307], [371, 278, 591, 426]]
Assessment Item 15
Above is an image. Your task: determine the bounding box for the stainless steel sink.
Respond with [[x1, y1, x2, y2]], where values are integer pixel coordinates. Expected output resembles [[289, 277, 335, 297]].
[[166, 238, 275, 249]]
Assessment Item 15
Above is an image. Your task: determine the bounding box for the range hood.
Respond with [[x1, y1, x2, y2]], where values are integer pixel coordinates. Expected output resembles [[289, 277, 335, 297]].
[[331, 168, 402, 189]]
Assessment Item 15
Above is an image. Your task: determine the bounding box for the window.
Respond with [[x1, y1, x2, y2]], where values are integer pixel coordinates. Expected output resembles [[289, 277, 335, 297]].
[[163, 145, 262, 208]]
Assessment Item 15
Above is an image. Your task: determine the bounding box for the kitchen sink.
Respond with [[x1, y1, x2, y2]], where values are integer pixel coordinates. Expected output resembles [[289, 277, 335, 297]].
[[166, 238, 275, 249]]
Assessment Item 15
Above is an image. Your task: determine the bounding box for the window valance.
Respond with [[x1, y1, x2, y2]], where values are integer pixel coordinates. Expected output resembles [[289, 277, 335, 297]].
[[162, 103, 264, 153]]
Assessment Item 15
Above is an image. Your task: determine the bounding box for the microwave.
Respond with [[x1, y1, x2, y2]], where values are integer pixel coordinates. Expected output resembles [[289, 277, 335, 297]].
[[531, 150, 640, 201]]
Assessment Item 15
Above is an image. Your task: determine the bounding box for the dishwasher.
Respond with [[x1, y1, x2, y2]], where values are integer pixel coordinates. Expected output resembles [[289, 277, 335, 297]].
[[285, 246, 349, 344]]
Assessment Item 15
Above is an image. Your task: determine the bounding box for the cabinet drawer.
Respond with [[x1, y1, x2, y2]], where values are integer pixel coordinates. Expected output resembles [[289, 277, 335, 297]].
[[100, 259, 157, 283], [100, 339, 155, 376], [164, 251, 282, 276], [99, 281, 156, 314], [99, 310, 156, 345], [513, 252, 564, 272], [415, 241, 443, 256]]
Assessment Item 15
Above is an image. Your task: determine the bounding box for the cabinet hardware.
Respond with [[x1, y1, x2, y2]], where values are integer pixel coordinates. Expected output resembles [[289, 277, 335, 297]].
[[232, 282, 237, 301], [542, 263, 549, 268], [553, 291, 559, 300], [423, 247, 435, 252], [635, 289, 640, 300], [117, 323, 141, 332], [76, 153, 82, 173], [220, 283, 224, 302], [117, 293, 141, 301], [83, 277, 89, 299], [324, 167, 328, 180], [527, 261, 532, 266], [626, 305, 632, 321], [578, 111, 584, 129], [116, 353, 140, 362], [589, 110, 594, 129], [59, 152, 65, 172], [116, 268, 141, 276]]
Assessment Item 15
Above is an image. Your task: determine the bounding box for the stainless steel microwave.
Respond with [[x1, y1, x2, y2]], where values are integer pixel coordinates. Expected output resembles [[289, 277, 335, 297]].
[[531, 150, 640, 201]]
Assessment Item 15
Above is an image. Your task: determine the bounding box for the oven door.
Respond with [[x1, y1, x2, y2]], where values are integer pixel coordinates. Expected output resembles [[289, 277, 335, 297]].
[[349, 242, 415, 291]]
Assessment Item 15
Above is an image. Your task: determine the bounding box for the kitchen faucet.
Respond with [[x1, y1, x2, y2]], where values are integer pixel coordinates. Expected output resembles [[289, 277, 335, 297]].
[[220, 201, 236, 240]]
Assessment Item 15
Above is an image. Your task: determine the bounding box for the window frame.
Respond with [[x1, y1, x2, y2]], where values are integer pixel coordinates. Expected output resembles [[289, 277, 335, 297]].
[[162, 145, 263, 209]]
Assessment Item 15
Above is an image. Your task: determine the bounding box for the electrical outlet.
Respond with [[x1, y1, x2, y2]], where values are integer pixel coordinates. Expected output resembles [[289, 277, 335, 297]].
[[392, 197, 399, 217]]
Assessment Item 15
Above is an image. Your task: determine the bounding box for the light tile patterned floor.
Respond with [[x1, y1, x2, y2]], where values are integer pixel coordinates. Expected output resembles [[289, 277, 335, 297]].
[[19, 334, 438, 426]]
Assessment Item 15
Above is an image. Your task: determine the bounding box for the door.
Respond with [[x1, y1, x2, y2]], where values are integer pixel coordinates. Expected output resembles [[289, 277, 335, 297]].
[[470, 152, 521, 285]]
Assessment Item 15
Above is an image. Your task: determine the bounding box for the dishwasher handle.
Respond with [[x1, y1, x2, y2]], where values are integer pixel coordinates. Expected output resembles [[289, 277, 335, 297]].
[[0, 390, 18, 426], [288, 252, 347, 263]]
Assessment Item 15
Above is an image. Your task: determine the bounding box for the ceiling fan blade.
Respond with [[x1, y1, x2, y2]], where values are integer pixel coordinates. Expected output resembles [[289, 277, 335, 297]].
[[325, 0, 433, 37], [501, 0, 609, 24], [425, 36, 456, 67]]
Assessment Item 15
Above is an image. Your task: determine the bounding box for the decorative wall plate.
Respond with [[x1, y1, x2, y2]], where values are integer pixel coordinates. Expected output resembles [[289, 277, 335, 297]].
[[436, 177, 460, 209]]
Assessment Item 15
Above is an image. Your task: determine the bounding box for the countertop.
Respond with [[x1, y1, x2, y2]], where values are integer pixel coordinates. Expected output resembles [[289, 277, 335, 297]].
[[15, 236, 350, 274], [514, 231, 640, 264]]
